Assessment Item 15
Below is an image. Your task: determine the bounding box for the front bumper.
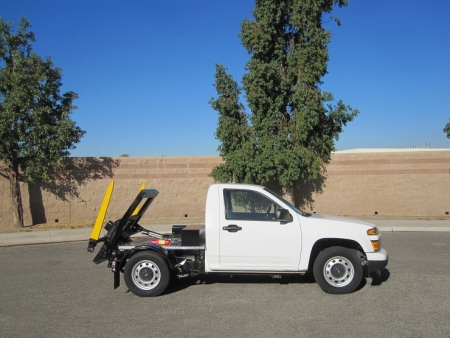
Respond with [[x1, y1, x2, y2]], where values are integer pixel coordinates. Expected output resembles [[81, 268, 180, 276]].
[[366, 248, 389, 273]]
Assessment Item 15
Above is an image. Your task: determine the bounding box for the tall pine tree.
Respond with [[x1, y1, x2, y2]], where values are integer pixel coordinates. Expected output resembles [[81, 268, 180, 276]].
[[210, 0, 358, 206]]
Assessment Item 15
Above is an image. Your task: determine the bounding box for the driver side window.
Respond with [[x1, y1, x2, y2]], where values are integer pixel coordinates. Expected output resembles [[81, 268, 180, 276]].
[[224, 189, 280, 221]]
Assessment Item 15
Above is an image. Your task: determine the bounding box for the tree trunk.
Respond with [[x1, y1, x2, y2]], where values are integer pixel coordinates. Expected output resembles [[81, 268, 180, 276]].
[[8, 164, 24, 228]]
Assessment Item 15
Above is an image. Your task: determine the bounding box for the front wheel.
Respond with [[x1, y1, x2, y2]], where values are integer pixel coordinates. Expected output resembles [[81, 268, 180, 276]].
[[124, 251, 170, 297], [313, 246, 363, 294]]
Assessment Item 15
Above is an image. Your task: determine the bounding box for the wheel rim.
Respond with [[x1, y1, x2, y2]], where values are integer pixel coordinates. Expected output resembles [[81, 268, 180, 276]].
[[131, 260, 161, 290], [323, 256, 355, 287]]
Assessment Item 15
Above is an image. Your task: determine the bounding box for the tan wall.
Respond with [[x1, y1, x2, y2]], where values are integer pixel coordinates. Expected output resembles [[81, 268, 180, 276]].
[[1, 150, 449, 229], [311, 150, 450, 218], [0, 157, 220, 229]]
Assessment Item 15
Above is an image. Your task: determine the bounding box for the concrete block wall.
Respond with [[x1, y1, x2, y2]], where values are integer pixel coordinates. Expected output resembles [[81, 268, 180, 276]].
[[0, 156, 220, 229], [0, 149, 449, 230], [310, 149, 450, 218], [91, 156, 220, 225]]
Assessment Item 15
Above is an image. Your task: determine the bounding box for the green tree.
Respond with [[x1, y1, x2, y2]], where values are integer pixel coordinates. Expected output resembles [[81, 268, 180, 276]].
[[0, 17, 85, 227], [444, 120, 450, 138], [210, 0, 358, 205], [209, 64, 254, 183]]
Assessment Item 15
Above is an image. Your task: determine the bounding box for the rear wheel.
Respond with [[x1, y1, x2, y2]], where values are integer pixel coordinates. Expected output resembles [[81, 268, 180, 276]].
[[124, 251, 170, 297], [313, 246, 363, 294]]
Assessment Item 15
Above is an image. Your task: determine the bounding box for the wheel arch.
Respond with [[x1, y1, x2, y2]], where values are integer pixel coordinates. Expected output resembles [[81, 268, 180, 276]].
[[307, 238, 366, 272], [118, 245, 174, 272]]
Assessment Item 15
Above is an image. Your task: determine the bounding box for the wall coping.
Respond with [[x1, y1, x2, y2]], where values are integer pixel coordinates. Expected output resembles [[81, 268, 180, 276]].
[[334, 148, 450, 154]]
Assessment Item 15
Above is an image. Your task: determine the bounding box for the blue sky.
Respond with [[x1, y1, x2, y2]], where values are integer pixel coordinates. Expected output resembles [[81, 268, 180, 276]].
[[2, 0, 450, 156]]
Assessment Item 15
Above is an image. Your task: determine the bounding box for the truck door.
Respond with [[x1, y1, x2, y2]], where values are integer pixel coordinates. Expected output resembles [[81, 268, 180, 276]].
[[219, 188, 301, 270]]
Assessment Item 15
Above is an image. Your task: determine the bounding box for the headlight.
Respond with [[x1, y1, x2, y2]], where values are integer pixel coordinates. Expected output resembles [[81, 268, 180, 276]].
[[367, 227, 379, 236]]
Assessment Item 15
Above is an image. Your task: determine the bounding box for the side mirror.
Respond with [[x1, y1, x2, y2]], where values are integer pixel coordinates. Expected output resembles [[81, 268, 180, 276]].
[[275, 208, 293, 223]]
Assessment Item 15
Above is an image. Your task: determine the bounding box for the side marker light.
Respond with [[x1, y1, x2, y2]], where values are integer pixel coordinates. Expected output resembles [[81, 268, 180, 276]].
[[371, 240, 380, 251]]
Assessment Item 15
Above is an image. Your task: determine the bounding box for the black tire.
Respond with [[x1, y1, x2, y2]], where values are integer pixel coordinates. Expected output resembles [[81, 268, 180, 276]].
[[313, 246, 363, 294], [124, 251, 170, 297]]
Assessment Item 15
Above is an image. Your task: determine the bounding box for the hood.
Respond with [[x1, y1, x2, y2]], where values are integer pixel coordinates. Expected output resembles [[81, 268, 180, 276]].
[[307, 213, 375, 228]]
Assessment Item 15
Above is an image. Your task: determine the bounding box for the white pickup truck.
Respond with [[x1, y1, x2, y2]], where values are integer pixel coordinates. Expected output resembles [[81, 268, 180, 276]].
[[88, 184, 388, 296]]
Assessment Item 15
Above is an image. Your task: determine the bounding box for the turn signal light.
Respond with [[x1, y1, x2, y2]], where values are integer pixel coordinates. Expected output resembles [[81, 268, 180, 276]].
[[371, 240, 380, 251], [367, 228, 379, 236]]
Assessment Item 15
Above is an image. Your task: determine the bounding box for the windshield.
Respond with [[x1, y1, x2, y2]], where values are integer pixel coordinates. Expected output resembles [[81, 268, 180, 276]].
[[263, 188, 304, 215]]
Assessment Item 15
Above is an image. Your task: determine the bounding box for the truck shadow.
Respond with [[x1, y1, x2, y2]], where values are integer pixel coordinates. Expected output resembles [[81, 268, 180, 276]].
[[164, 273, 316, 295], [164, 268, 390, 295], [354, 268, 390, 292], [370, 268, 390, 286]]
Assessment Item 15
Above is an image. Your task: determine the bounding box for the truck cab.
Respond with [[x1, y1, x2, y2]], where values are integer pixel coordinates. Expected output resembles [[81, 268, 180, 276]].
[[205, 184, 302, 271]]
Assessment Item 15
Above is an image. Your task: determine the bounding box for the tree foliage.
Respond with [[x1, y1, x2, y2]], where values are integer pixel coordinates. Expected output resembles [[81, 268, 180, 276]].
[[0, 17, 85, 227], [444, 120, 450, 138], [209, 64, 253, 183], [210, 0, 358, 204]]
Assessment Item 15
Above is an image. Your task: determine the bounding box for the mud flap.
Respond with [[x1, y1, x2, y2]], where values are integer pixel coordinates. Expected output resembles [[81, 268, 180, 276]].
[[114, 267, 121, 289]]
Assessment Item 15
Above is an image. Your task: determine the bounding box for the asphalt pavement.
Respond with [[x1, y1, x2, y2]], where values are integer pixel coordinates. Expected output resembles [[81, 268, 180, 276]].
[[0, 219, 449, 247], [2, 233, 450, 337]]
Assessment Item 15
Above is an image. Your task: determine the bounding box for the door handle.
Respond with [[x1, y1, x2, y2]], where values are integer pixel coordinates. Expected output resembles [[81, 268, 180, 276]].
[[222, 224, 242, 232]]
